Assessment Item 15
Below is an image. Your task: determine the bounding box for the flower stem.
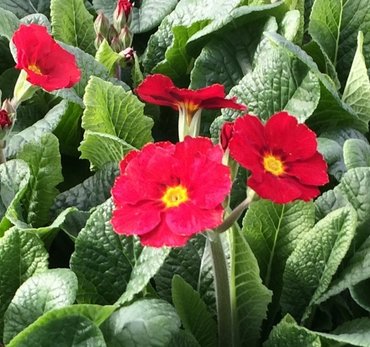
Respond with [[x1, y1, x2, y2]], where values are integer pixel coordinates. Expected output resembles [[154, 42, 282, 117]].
[[208, 230, 233, 347], [0, 140, 6, 164]]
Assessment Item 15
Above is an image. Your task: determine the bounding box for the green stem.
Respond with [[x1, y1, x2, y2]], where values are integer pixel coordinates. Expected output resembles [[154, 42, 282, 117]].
[[0, 140, 6, 164], [208, 230, 233, 347]]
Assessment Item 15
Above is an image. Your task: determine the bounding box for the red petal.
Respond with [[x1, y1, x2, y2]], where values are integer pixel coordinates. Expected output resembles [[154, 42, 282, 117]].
[[119, 150, 139, 174], [139, 220, 190, 247], [287, 153, 329, 185], [135, 74, 178, 108], [220, 122, 234, 151], [111, 201, 161, 235], [199, 96, 247, 110], [166, 203, 223, 236], [296, 184, 321, 202], [265, 112, 318, 161]]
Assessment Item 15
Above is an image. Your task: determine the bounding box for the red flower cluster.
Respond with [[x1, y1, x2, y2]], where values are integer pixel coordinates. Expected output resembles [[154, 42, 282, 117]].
[[0, 109, 11, 128], [136, 74, 246, 127], [12, 24, 81, 92], [229, 112, 328, 204], [111, 137, 231, 247]]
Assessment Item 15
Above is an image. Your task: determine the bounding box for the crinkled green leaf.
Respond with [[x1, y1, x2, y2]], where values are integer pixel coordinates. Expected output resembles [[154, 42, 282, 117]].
[[51, 0, 95, 55], [3, 269, 78, 343], [16, 133, 63, 227], [70, 199, 141, 304], [281, 207, 357, 322], [0, 7, 19, 39], [0, 228, 48, 336], [351, 279, 370, 312], [116, 246, 170, 305], [172, 275, 217, 347], [0, 0, 50, 18], [6, 307, 106, 347], [101, 299, 180, 347], [343, 139, 370, 170], [230, 226, 272, 346], [79, 76, 153, 170], [21, 13, 51, 29], [342, 32, 370, 124]]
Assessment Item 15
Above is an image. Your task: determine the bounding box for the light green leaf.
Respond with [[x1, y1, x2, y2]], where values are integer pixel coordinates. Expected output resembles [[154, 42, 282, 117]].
[[95, 40, 122, 74], [21, 13, 51, 30], [230, 226, 272, 346], [0, 160, 30, 234], [51, 0, 95, 55], [0, 228, 48, 336], [190, 17, 278, 92], [6, 307, 107, 347], [0, 7, 19, 40], [101, 299, 180, 347], [16, 133, 63, 227], [0, 0, 50, 18], [6, 101, 69, 158], [3, 269, 78, 343], [80, 77, 153, 170], [243, 200, 314, 318], [116, 246, 170, 305], [343, 139, 370, 170], [52, 163, 119, 215], [342, 32, 370, 124], [281, 207, 357, 322], [70, 199, 141, 304], [172, 275, 217, 347]]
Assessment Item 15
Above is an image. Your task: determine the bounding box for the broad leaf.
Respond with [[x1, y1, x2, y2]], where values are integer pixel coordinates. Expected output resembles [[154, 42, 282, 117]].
[[230, 226, 272, 346], [0, 228, 48, 336], [343, 139, 370, 170], [351, 279, 370, 312], [116, 246, 170, 305], [70, 199, 141, 304], [3, 269, 78, 343], [51, 0, 95, 55], [0, 0, 50, 18], [16, 133, 63, 227], [95, 40, 121, 74], [101, 299, 180, 347], [80, 77, 153, 170], [0, 7, 19, 40], [172, 275, 217, 347], [281, 207, 357, 322], [6, 308, 106, 347]]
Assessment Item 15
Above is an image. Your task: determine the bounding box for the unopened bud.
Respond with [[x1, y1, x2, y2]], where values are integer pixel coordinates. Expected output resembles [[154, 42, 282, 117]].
[[121, 47, 135, 63], [220, 121, 234, 151], [113, 0, 133, 32], [0, 109, 12, 129], [94, 12, 110, 39], [111, 35, 124, 52], [94, 33, 105, 50], [118, 25, 133, 49]]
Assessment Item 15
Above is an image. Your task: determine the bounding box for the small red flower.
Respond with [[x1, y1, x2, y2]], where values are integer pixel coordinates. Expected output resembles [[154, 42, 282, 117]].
[[0, 109, 11, 128], [111, 136, 232, 247], [12, 24, 81, 92], [229, 112, 329, 204], [135, 74, 246, 126], [116, 0, 133, 20]]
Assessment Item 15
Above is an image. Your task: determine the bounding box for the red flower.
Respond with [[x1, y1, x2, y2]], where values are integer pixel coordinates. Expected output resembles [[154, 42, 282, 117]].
[[229, 112, 329, 204], [220, 121, 234, 151], [111, 136, 231, 247], [0, 109, 11, 128], [116, 0, 133, 20], [12, 24, 81, 92]]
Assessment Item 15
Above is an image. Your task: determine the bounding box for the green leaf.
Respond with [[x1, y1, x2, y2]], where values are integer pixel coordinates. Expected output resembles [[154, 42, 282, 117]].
[[264, 315, 322, 347], [21, 13, 51, 30], [190, 17, 278, 92], [80, 77, 153, 170], [230, 226, 272, 346], [116, 246, 170, 305], [16, 133, 63, 227], [52, 163, 119, 215], [265, 32, 368, 133], [172, 275, 217, 347], [101, 299, 180, 347], [6, 308, 107, 347], [342, 32, 370, 124], [0, 7, 19, 40], [51, 0, 95, 55], [6, 101, 69, 158], [70, 199, 141, 304], [0, 228, 48, 336], [0, 160, 30, 235], [317, 137, 345, 181], [281, 207, 357, 322], [0, 0, 50, 18], [351, 279, 370, 312], [168, 330, 201, 347], [3, 269, 78, 343], [343, 139, 370, 170], [95, 40, 122, 74], [243, 200, 315, 319]]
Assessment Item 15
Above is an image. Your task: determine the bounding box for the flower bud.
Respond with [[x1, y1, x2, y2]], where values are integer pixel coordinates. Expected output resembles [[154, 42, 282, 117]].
[[110, 35, 124, 53], [94, 12, 110, 39], [94, 33, 105, 50], [113, 0, 133, 32], [121, 47, 135, 63], [0, 109, 12, 129], [118, 25, 133, 49], [220, 121, 234, 151]]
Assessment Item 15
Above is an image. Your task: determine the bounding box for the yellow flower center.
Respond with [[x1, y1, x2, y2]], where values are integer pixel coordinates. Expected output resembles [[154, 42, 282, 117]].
[[28, 64, 42, 75], [162, 185, 189, 208], [263, 154, 285, 176], [178, 101, 200, 125]]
